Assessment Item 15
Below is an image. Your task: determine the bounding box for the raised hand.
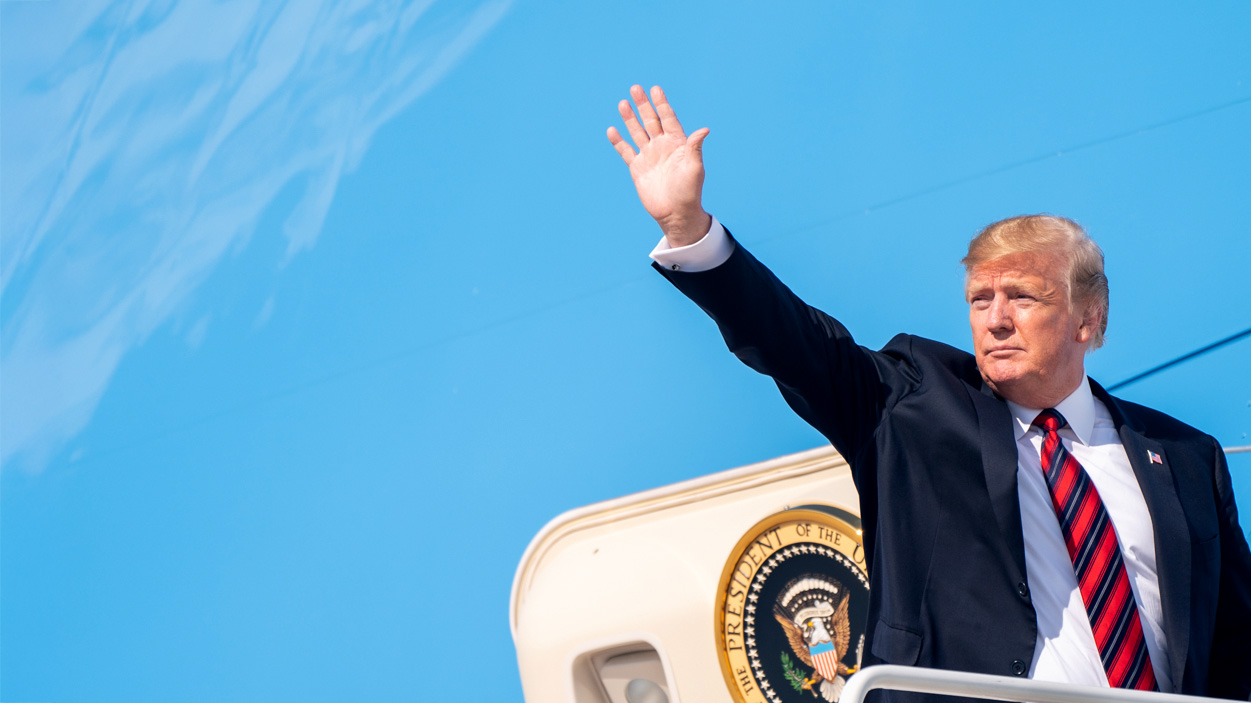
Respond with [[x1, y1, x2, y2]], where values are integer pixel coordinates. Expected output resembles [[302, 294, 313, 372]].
[[608, 85, 711, 247]]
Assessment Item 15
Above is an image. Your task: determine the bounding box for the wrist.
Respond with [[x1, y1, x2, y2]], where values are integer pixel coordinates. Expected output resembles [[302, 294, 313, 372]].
[[658, 210, 712, 248]]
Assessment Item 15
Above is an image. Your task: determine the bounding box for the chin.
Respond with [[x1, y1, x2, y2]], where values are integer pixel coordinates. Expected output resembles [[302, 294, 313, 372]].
[[978, 362, 1022, 392], [984, 375, 1042, 407]]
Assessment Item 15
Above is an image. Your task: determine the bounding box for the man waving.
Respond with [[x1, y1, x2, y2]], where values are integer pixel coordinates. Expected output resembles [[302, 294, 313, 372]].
[[609, 85, 1251, 701]]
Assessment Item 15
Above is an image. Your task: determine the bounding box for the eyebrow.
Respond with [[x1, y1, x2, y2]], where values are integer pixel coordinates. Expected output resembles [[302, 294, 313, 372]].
[[964, 273, 1054, 298]]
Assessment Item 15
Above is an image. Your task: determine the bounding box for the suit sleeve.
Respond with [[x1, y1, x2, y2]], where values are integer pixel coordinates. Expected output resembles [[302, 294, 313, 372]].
[[654, 235, 921, 464], [1206, 438, 1251, 700]]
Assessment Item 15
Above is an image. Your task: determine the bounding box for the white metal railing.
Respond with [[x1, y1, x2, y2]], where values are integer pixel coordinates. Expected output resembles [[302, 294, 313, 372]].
[[839, 665, 1223, 703]]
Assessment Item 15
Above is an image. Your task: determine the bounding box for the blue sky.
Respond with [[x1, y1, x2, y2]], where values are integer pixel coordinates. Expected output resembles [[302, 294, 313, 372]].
[[2, 1, 1248, 700]]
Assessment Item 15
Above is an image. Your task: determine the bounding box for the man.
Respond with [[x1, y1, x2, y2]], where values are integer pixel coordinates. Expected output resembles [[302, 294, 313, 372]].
[[608, 85, 1251, 700]]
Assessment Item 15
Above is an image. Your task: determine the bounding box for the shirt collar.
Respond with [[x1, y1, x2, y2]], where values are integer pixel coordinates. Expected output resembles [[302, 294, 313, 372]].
[[1005, 376, 1096, 446]]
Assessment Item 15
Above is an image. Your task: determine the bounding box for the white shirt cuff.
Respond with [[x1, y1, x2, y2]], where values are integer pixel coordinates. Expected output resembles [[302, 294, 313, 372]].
[[649, 216, 735, 272]]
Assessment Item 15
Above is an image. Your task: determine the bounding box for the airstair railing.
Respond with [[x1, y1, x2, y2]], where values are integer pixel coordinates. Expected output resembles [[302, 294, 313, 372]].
[[839, 665, 1222, 703]]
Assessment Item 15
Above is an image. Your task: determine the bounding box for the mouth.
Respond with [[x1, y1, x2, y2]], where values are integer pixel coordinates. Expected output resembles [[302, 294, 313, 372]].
[[985, 347, 1021, 358]]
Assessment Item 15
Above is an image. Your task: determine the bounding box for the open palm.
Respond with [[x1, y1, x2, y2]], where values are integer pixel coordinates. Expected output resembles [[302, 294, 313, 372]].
[[608, 85, 711, 246]]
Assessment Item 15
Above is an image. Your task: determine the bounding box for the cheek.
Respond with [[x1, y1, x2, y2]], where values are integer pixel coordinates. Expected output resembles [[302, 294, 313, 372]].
[[969, 320, 986, 347]]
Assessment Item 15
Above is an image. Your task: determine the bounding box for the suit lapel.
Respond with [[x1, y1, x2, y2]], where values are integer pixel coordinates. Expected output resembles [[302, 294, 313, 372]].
[[1093, 381, 1192, 691], [970, 382, 1029, 581]]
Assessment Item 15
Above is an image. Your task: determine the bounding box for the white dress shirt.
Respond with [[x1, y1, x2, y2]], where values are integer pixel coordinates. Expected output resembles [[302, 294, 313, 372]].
[[1009, 382, 1170, 691], [651, 220, 1172, 690], [649, 216, 734, 272]]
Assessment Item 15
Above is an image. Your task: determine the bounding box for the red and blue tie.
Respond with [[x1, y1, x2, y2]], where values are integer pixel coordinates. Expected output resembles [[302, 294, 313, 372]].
[[1033, 409, 1158, 691]]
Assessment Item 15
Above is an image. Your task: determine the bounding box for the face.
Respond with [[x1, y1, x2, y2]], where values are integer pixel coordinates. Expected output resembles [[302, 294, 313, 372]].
[[966, 250, 1094, 408]]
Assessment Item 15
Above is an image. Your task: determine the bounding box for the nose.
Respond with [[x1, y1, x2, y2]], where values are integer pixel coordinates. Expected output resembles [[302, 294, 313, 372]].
[[986, 296, 1013, 333]]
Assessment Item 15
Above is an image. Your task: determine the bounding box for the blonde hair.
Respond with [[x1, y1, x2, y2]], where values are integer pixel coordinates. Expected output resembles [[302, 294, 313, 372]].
[[962, 214, 1109, 349]]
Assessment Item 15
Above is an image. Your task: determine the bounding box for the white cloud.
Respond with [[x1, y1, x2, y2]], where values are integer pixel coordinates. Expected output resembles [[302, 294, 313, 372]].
[[253, 296, 277, 331], [185, 315, 210, 350], [0, 0, 512, 471]]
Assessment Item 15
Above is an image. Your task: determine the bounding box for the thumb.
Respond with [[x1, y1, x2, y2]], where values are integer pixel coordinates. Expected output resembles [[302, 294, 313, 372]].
[[687, 127, 710, 156]]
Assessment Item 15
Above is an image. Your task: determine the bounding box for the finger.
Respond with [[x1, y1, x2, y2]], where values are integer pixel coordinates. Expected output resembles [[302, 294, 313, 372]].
[[687, 127, 710, 158], [631, 84, 663, 138], [606, 126, 636, 165], [618, 98, 649, 148], [651, 85, 686, 138]]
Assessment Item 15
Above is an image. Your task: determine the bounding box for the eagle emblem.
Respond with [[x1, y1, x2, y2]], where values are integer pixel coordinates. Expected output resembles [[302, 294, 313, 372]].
[[716, 507, 869, 703], [773, 575, 857, 701]]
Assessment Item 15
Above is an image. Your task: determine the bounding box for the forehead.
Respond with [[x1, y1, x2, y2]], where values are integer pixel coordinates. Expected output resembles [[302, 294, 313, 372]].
[[965, 250, 1067, 288]]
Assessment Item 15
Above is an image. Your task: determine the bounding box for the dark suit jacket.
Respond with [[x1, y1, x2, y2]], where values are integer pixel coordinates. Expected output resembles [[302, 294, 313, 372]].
[[656, 239, 1251, 701]]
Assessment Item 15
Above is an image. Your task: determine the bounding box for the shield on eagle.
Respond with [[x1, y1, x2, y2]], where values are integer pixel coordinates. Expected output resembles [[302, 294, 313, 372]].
[[808, 641, 842, 680]]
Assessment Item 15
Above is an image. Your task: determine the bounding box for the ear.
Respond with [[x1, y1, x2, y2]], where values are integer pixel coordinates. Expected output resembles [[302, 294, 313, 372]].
[[1074, 302, 1100, 345]]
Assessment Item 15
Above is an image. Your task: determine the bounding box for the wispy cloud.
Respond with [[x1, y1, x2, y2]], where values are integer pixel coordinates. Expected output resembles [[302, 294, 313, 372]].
[[0, 0, 511, 472]]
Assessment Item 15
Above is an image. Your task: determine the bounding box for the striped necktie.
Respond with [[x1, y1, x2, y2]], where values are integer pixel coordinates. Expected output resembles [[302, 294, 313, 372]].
[[1033, 408, 1158, 691]]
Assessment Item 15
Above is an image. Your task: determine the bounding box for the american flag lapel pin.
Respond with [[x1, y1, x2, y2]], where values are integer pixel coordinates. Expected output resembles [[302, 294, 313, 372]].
[[1148, 450, 1163, 465]]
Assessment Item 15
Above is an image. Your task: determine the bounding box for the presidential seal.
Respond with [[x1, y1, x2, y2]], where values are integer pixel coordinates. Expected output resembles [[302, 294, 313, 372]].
[[716, 506, 869, 703]]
